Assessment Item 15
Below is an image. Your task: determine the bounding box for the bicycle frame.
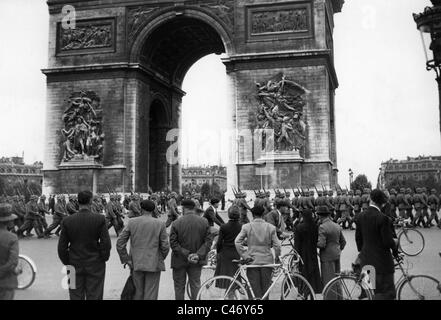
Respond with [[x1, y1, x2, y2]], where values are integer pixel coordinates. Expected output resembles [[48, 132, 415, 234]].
[[224, 262, 292, 300], [394, 258, 425, 300]]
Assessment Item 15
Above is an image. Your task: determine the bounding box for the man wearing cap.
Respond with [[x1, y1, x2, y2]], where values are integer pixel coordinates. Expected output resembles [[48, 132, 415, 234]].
[[0, 203, 19, 300], [316, 205, 346, 289], [169, 199, 211, 300], [58, 190, 111, 300], [117, 200, 170, 300], [355, 189, 399, 300]]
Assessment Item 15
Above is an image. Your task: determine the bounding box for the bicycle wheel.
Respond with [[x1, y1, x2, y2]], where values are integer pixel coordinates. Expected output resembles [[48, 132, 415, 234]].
[[322, 275, 373, 300], [397, 275, 441, 300], [186, 266, 215, 299], [196, 276, 249, 300], [281, 272, 315, 300], [398, 229, 425, 256], [16, 255, 37, 290]]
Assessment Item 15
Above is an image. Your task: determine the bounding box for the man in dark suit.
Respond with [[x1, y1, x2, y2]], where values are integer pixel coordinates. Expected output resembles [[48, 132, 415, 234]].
[[58, 190, 112, 300], [355, 189, 399, 300], [169, 199, 211, 300], [203, 198, 225, 229], [117, 200, 170, 300]]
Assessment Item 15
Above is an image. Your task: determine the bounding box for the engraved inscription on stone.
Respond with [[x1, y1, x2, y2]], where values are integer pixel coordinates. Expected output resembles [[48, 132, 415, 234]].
[[251, 8, 308, 35], [58, 19, 114, 53]]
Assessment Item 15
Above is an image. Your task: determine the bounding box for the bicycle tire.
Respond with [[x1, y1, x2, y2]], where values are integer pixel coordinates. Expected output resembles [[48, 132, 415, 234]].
[[322, 275, 373, 300], [397, 275, 441, 300], [398, 228, 425, 256], [196, 276, 249, 300], [17, 255, 37, 290], [281, 272, 315, 300]]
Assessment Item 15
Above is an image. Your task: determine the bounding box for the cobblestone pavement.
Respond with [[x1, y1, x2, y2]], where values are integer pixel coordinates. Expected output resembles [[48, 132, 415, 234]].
[[14, 211, 441, 300]]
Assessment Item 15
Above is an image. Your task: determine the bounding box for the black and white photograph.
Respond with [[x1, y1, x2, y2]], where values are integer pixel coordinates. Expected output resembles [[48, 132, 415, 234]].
[[1, 0, 441, 307]]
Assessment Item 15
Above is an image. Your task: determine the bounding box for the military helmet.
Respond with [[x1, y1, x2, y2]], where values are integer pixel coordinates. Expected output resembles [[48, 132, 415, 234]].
[[390, 188, 396, 194], [317, 190, 323, 196], [328, 190, 333, 196], [30, 195, 38, 201], [431, 188, 437, 194], [406, 188, 411, 194], [355, 189, 361, 195], [337, 189, 342, 195], [399, 188, 405, 193], [422, 187, 427, 193]]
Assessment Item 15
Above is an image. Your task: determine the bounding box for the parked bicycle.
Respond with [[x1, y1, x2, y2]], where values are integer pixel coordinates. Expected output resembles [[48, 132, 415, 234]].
[[394, 218, 425, 256], [16, 254, 37, 290], [196, 255, 315, 300], [323, 254, 441, 300]]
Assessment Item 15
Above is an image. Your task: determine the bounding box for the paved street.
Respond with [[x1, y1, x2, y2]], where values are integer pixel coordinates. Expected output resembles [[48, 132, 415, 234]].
[[14, 212, 441, 300]]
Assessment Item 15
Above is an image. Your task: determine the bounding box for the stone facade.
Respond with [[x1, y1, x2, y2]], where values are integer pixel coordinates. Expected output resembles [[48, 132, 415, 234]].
[[182, 166, 227, 192], [42, 0, 343, 194]]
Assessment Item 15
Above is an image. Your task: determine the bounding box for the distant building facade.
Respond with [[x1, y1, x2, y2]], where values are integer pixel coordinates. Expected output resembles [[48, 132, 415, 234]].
[[182, 166, 227, 192], [0, 157, 43, 195], [379, 156, 441, 189]]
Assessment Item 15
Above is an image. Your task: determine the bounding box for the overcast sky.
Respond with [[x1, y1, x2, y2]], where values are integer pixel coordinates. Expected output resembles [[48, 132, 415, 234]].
[[0, 0, 439, 186]]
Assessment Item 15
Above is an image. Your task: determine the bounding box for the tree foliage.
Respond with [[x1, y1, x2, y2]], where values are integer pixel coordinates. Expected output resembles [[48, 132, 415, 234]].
[[350, 174, 372, 191]]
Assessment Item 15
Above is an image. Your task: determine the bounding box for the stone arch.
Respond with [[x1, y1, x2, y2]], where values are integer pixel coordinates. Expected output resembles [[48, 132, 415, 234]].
[[129, 7, 234, 64]]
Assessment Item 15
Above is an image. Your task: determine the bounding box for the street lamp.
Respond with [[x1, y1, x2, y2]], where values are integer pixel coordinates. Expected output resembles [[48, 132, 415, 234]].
[[348, 168, 353, 188], [414, 0, 441, 138]]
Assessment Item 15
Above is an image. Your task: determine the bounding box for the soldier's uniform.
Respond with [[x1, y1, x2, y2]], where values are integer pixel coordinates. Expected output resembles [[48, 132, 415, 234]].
[[404, 188, 414, 222], [422, 187, 430, 226], [19, 195, 44, 238], [396, 188, 408, 219], [427, 189, 440, 228], [234, 192, 251, 225], [389, 189, 398, 219], [114, 195, 125, 230], [327, 190, 335, 219], [66, 196, 78, 215], [106, 195, 122, 236], [360, 188, 370, 213], [45, 195, 67, 237], [11, 196, 25, 231], [412, 188, 426, 228], [334, 189, 342, 222], [37, 196, 50, 232], [128, 195, 142, 219], [352, 190, 362, 223], [166, 192, 179, 227], [338, 190, 354, 229]]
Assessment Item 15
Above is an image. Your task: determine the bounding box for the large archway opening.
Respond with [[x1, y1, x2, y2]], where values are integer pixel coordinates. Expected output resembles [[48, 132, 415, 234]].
[[133, 14, 231, 192]]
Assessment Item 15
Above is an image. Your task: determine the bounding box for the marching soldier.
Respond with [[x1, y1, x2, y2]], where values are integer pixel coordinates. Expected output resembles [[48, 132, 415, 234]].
[[91, 195, 103, 214], [234, 191, 251, 225], [334, 189, 342, 222], [18, 195, 44, 238], [114, 194, 125, 230], [44, 194, 67, 237], [389, 189, 398, 219], [37, 195, 50, 232], [360, 188, 370, 212], [412, 188, 426, 228], [352, 190, 362, 223], [11, 196, 25, 233], [427, 189, 440, 228], [106, 194, 122, 236], [122, 194, 130, 210], [166, 192, 179, 227], [66, 195, 78, 215], [338, 189, 354, 230], [404, 188, 414, 222], [326, 190, 336, 219], [397, 188, 408, 220], [421, 187, 430, 227], [291, 190, 301, 227], [128, 194, 142, 218]]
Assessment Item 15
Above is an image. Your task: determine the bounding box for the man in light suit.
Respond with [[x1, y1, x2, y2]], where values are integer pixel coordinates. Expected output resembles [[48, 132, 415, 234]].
[[117, 199, 169, 300], [317, 205, 346, 289]]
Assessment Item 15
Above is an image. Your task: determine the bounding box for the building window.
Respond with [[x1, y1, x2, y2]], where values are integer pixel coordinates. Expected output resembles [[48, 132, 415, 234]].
[[16, 169, 21, 173], [6, 169, 11, 173]]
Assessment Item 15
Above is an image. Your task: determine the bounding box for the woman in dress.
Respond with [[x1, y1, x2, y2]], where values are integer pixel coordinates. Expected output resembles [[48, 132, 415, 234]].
[[215, 205, 242, 289]]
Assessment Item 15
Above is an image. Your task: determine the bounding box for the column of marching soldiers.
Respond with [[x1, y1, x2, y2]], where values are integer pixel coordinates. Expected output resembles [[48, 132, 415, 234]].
[[0, 185, 440, 239]]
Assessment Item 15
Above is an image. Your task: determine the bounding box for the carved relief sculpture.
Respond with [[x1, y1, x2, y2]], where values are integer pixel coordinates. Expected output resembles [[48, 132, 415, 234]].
[[128, 6, 159, 43], [61, 91, 104, 163], [251, 8, 308, 35], [58, 21, 113, 52], [255, 73, 307, 152], [201, 0, 234, 28]]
